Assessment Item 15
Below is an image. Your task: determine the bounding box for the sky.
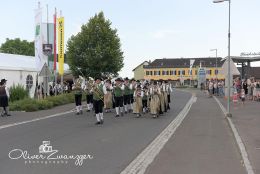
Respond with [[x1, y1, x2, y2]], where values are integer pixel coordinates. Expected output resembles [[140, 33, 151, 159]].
[[0, 0, 260, 78]]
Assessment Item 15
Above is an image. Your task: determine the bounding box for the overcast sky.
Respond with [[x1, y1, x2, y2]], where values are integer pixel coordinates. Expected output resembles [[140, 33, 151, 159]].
[[0, 0, 260, 77]]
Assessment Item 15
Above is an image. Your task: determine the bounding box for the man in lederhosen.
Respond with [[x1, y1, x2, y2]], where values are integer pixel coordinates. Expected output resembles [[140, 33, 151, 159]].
[[0, 79, 11, 117], [84, 78, 94, 112], [129, 78, 136, 112], [122, 77, 131, 114], [93, 77, 106, 125], [72, 78, 83, 115], [165, 81, 173, 110], [113, 78, 124, 117]]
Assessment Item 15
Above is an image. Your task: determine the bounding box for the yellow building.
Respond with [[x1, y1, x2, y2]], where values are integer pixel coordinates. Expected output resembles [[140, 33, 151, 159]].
[[132, 61, 149, 80], [141, 58, 225, 82]]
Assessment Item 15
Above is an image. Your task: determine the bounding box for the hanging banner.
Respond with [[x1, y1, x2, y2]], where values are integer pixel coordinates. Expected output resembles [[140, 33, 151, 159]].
[[57, 17, 64, 75], [35, 7, 45, 71]]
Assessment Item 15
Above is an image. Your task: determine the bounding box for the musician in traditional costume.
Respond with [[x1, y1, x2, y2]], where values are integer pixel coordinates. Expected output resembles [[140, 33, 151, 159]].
[[93, 77, 106, 125], [165, 81, 173, 110], [161, 81, 168, 112], [104, 79, 113, 113], [82, 78, 94, 112], [150, 81, 160, 118], [133, 85, 143, 117], [142, 85, 149, 114], [72, 78, 83, 115], [158, 80, 165, 114], [129, 79, 136, 112], [122, 77, 131, 114], [113, 78, 124, 117]]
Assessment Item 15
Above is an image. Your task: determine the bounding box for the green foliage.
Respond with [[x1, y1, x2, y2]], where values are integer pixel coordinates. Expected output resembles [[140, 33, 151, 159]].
[[0, 38, 34, 56], [10, 93, 77, 112], [9, 84, 29, 102], [67, 12, 124, 78]]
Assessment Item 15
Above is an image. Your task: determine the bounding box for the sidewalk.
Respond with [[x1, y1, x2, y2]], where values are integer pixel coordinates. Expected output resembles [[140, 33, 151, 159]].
[[145, 90, 246, 174], [216, 96, 260, 174]]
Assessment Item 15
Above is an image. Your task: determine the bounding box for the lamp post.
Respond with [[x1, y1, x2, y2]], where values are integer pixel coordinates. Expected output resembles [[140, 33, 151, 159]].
[[210, 48, 218, 78], [213, 0, 232, 117]]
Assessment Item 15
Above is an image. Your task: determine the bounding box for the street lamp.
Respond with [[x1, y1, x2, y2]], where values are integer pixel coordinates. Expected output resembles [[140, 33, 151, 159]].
[[210, 49, 218, 78], [213, 0, 232, 117]]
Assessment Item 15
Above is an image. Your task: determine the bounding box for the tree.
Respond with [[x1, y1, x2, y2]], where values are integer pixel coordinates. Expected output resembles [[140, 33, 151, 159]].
[[67, 12, 124, 78], [0, 38, 34, 56]]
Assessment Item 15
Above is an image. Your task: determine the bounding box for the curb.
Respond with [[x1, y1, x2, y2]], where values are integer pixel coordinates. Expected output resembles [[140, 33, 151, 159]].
[[213, 96, 255, 174]]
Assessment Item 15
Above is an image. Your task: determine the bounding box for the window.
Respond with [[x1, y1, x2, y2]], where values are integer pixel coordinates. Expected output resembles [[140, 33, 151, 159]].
[[182, 70, 185, 75], [195, 70, 198, 75], [154, 71, 157, 75], [26, 75, 33, 90], [174, 70, 176, 75], [178, 70, 181, 75], [162, 71, 165, 75], [207, 70, 212, 75], [146, 71, 149, 75], [158, 71, 161, 75], [215, 69, 218, 75], [166, 71, 169, 75], [150, 71, 153, 75], [189, 70, 192, 75]]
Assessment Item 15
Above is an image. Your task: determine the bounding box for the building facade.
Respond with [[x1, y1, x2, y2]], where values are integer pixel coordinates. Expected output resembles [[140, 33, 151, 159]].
[[132, 61, 149, 80], [142, 58, 225, 81]]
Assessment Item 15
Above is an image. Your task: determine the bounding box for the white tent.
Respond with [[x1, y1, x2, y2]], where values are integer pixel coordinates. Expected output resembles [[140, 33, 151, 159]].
[[0, 53, 70, 98], [220, 58, 240, 97]]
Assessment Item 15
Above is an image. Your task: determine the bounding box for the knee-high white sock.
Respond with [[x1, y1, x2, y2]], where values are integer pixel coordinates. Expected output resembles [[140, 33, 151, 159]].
[[76, 106, 79, 113], [130, 104, 133, 110], [124, 105, 128, 112], [116, 107, 119, 115], [143, 108, 146, 113], [87, 104, 90, 110], [100, 113, 103, 120], [96, 114, 100, 122], [120, 107, 124, 113], [80, 105, 82, 111]]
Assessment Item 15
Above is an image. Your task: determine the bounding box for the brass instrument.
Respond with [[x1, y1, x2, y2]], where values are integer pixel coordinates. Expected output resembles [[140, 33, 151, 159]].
[[92, 83, 104, 102]]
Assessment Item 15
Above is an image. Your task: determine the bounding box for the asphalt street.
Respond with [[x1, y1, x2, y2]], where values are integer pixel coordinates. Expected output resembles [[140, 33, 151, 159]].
[[0, 89, 191, 174]]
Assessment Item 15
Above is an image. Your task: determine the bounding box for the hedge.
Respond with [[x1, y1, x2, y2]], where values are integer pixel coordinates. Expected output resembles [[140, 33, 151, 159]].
[[10, 93, 81, 112]]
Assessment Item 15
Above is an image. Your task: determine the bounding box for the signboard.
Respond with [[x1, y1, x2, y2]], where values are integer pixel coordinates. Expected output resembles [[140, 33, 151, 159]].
[[197, 68, 206, 87], [43, 44, 53, 56], [240, 52, 260, 57], [39, 63, 52, 77]]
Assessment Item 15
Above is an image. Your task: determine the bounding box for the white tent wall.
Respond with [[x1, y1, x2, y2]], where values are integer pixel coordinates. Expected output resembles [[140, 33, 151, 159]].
[[0, 68, 37, 98]]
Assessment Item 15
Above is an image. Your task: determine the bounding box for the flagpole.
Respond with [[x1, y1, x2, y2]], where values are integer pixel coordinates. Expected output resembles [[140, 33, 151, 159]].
[[60, 10, 63, 93], [54, 7, 57, 95]]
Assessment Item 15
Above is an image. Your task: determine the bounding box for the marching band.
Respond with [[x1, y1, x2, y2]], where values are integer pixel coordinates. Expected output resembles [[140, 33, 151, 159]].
[[72, 77, 173, 125]]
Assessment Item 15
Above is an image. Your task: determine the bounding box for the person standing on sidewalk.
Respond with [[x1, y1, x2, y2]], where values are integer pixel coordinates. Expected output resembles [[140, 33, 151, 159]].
[[0, 79, 11, 117], [208, 80, 214, 97]]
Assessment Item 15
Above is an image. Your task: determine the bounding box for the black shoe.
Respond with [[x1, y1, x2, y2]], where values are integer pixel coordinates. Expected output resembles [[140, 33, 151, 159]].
[[115, 115, 119, 117], [76, 112, 80, 115], [6, 113, 11, 116], [125, 111, 128, 114], [100, 120, 104, 124], [87, 110, 90, 112], [95, 121, 101, 125]]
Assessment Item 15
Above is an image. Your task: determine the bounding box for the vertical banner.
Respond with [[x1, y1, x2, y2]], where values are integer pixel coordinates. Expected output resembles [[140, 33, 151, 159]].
[[35, 7, 44, 71], [57, 17, 64, 75]]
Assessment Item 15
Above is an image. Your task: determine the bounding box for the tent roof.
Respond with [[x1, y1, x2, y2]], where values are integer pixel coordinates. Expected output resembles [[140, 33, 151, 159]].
[[0, 53, 69, 72]]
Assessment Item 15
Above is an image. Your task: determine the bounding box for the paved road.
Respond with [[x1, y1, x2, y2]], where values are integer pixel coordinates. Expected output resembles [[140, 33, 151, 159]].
[[0, 89, 191, 174], [145, 90, 246, 174]]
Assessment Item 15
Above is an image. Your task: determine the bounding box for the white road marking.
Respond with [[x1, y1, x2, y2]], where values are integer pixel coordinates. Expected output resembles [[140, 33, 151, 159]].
[[0, 105, 87, 130], [214, 96, 255, 174], [120, 95, 196, 174]]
